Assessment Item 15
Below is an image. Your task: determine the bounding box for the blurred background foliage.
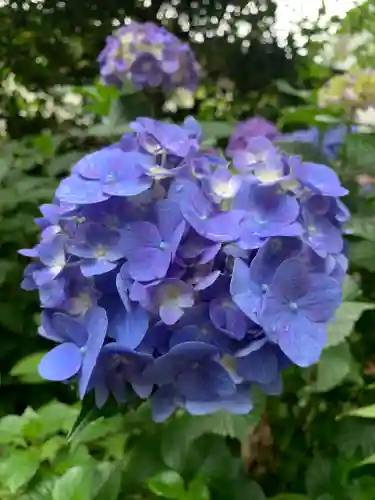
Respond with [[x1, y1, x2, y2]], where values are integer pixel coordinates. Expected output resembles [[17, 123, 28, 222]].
[[3, 0, 375, 499]]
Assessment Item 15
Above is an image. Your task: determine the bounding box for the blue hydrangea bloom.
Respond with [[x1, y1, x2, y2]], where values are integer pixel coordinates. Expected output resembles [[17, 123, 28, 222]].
[[98, 21, 200, 92], [277, 125, 357, 162], [20, 115, 349, 422]]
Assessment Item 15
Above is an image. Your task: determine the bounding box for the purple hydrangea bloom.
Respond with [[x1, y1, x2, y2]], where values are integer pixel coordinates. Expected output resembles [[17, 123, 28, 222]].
[[227, 117, 278, 157], [98, 21, 200, 92], [20, 115, 349, 422]]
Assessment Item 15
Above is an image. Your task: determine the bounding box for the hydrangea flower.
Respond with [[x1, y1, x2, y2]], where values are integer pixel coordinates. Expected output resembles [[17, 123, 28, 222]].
[[20, 115, 349, 422], [226, 117, 278, 157], [98, 21, 200, 92]]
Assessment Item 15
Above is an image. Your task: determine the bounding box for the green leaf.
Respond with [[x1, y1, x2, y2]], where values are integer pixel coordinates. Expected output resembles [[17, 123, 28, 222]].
[[187, 479, 210, 500], [52, 466, 93, 500], [162, 388, 265, 470], [232, 480, 267, 500], [344, 404, 375, 419], [148, 470, 185, 499], [342, 275, 361, 301], [68, 395, 124, 443], [0, 259, 16, 286], [271, 496, 308, 500], [200, 121, 234, 140], [336, 420, 375, 457], [0, 450, 40, 493], [357, 455, 375, 467], [350, 240, 375, 271], [305, 456, 332, 500], [38, 401, 79, 436], [0, 414, 24, 445], [92, 462, 122, 500], [0, 157, 11, 183], [70, 415, 123, 445], [10, 352, 47, 384], [350, 476, 375, 500], [67, 393, 101, 442], [275, 80, 312, 100], [40, 436, 67, 462], [345, 133, 375, 175], [349, 216, 375, 242], [326, 302, 372, 347], [20, 479, 55, 500], [315, 343, 354, 392]]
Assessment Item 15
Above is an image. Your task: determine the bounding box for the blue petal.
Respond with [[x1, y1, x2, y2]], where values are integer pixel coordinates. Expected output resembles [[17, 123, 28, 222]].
[[52, 313, 88, 346], [56, 175, 109, 205], [39, 343, 82, 381], [102, 177, 152, 196], [79, 307, 108, 398], [143, 341, 219, 385], [177, 360, 236, 401], [151, 386, 178, 422], [230, 258, 261, 322], [80, 259, 117, 277], [236, 344, 279, 384], [115, 305, 149, 349], [278, 315, 326, 367], [298, 274, 341, 322]]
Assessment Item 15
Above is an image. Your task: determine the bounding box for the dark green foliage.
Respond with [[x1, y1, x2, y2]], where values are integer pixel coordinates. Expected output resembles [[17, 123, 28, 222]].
[[2, 0, 375, 498]]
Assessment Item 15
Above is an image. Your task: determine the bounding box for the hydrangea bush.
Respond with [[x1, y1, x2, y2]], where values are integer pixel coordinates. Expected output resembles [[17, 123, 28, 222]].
[[98, 21, 200, 92], [20, 117, 350, 422]]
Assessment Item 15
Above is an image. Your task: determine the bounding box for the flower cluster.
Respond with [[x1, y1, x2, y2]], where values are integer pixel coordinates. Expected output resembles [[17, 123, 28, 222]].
[[226, 117, 278, 157], [227, 118, 350, 163], [318, 69, 375, 111], [20, 117, 349, 422], [98, 21, 200, 92]]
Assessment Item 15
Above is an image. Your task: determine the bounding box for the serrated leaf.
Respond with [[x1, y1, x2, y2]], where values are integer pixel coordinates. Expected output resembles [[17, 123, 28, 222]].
[[315, 343, 354, 392], [326, 302, 372, 347], [52, 466, 93, 500], [148, 470, 185, 499], [10, 352, 47, 384], [0, 450, 40, 493]]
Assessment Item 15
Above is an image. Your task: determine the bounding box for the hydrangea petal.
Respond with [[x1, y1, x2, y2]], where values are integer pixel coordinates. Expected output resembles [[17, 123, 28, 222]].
[[39, 343, 82, 381]]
